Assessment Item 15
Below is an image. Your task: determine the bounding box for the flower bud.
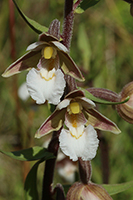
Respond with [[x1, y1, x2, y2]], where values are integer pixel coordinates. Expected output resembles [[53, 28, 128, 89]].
[[87, 88, 120, 103], [67, 182, 113, 200], [116, 82, 133, 123]]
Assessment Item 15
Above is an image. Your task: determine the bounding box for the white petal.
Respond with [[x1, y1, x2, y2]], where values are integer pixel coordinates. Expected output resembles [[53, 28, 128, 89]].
[[69, 124, 85, 139], [26, 68, 66, 105], [59, 125, 99, 161], [51, 41, 69, 53], [78, 97, 95, 108], [57, 99, 70, 110], [18, 82, 30, 101], [48, 69, 66, 104], [57, 162, 76, 183], [26, 41, 46, 51]]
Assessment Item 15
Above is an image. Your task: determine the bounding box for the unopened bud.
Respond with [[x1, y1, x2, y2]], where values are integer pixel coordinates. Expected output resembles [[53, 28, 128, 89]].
[[116, 81, 133, 123], [87, 88, 120, 103], [67, 182, 113, 200]]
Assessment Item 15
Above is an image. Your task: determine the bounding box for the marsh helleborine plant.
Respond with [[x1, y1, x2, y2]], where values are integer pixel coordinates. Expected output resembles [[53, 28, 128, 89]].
[[2, 0, 133, 199]]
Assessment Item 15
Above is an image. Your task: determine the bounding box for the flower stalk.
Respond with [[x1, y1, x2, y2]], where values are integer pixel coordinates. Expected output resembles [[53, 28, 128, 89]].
[[78, 158, 92, 184], [41, 129, 61, 200], [62, 0, 74, 50]]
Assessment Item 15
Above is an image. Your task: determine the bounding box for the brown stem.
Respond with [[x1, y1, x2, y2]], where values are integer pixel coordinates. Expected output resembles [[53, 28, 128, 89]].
[[99, 132, 110, 184], [41, 129, 62, 200], [62, 0, 74, 50], [64, 75, 77, 95], [62, 0, 77, 93], [41, 2, 76, 199]]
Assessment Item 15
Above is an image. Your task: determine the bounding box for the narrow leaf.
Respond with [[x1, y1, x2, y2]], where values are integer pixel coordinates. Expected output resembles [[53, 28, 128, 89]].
[[75, 0, 100, 14], [13, 0, 48, 34], [102, 180, 133, 195], [0, 146, 55, 161], [80, 88, 130, 105], [24, 158, 45, 200]]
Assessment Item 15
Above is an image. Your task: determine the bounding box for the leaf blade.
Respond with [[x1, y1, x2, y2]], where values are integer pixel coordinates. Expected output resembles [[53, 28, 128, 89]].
[[102, 181, 133, 195], [13, 0, 48, 34], [24, 158, 45, 200], [75, 0, 100, 13], [0, 146, 55, 161]]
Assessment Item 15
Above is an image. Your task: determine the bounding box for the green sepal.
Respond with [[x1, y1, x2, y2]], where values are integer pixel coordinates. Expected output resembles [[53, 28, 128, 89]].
[[75, 0, 100, 14], [13, 0, 48, 34], [103, 180, 133, 195], [80, 88, 130, 105], [24, 158, 45, 200], [0, 146, 55, 161]]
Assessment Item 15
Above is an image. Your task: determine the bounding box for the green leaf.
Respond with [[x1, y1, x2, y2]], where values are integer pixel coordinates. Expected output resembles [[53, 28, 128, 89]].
[[24, 158, 44, 200], [102, 180, 133, 195], [0, 146, 55, 161], [13, 0, 48, 34], [80, 88, 130, 105], [75, 0, 100, 14]]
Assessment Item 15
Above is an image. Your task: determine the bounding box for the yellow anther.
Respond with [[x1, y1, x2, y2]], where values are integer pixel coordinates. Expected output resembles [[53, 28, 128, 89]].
[[70, 102, 80, 114], [44, 46, 53, 59]]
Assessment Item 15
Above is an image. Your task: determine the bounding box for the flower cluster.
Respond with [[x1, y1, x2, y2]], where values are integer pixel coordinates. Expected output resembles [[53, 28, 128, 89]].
[[2, 20, 121, 163]]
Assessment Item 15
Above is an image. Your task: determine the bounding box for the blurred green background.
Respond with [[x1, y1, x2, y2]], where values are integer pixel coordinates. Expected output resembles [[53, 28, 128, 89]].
[[0, 0, 133, 199]]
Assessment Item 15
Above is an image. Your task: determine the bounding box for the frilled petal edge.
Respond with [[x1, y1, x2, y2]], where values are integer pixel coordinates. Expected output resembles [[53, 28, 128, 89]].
[[59, 125, 99, 161], [26, 68, 66, 105]]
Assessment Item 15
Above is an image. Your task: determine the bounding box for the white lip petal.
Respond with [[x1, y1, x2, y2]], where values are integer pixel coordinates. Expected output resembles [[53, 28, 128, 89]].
[[26, 68, 66, 105], [59, 125, 99, 161], [48, 69, 66, 105]]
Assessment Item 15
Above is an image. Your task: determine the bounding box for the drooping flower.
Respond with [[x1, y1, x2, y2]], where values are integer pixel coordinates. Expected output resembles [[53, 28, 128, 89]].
[[26, 56, 66, 104], [67, 182, 113, 200], [35, 90, 121, 161], [2, 20, 84, 105], [56, 153, 77, 183]]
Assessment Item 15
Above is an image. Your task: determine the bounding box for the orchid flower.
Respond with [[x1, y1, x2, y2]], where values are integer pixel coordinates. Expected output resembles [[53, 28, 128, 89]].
[[2, 20, 84, 105], [35, 90, 121, 161], [67, 182, 113, 200]]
